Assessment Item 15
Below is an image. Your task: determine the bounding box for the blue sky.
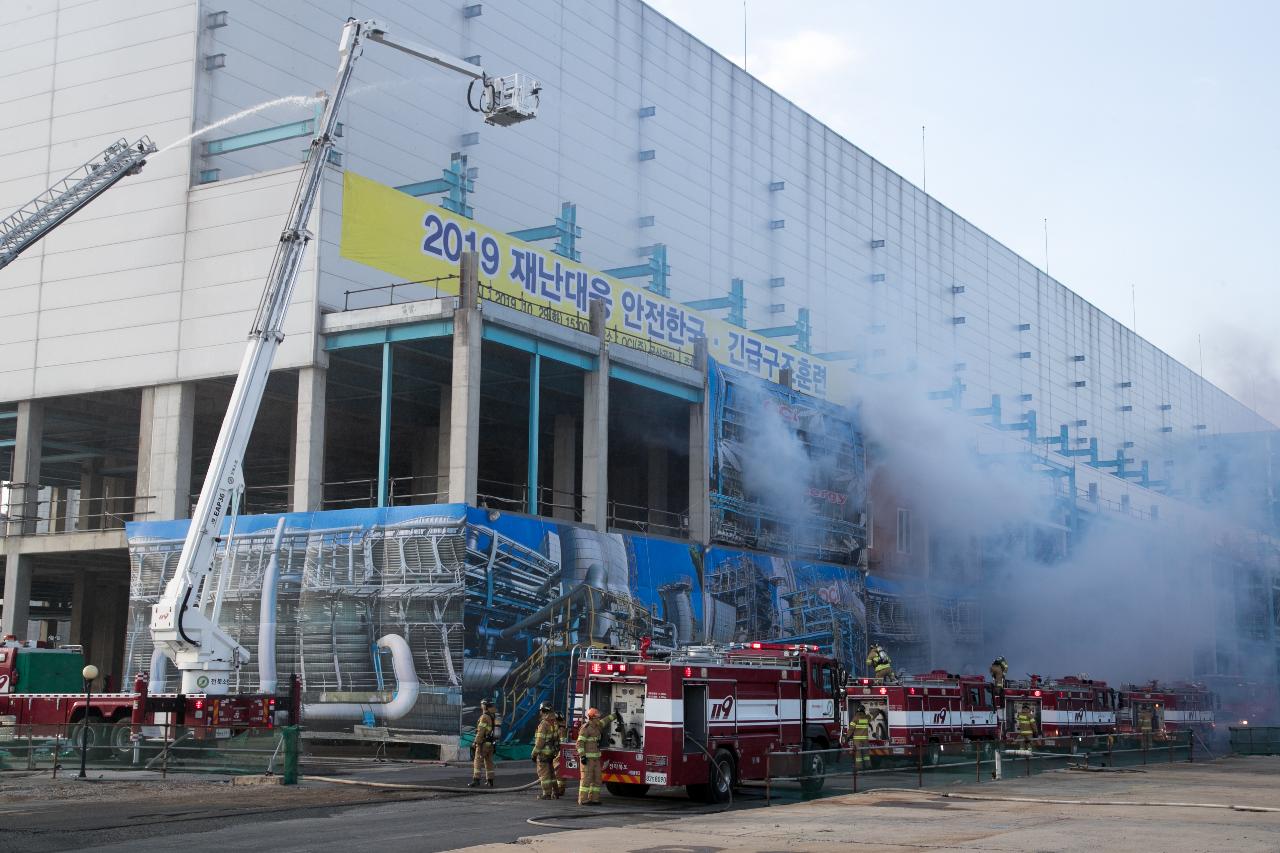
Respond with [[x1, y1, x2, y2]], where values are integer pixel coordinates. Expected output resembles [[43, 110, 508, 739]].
[[646, 0, 1280, 424]]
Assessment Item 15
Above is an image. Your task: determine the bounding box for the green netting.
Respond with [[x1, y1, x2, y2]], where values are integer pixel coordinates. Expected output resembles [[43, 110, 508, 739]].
[[1229, 726, 1280, 755], [763, 732, 1193, 803], [0, 723, 299, 782]]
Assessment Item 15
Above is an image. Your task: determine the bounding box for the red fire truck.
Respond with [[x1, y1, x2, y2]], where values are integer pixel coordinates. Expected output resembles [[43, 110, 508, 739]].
[[0, 639, 297, 761], [1117, 681, 1214, 735], [999, 675, 1117, 738], [557, 643, 842, 802], [840, 671, 999, 747]]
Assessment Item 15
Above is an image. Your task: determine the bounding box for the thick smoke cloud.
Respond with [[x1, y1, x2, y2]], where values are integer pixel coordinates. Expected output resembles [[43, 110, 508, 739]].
[[843, 369, 1254, 688]]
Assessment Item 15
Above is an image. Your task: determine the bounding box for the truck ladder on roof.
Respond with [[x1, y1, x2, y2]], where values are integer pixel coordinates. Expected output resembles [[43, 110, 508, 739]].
[[0, 136, 157, 271]]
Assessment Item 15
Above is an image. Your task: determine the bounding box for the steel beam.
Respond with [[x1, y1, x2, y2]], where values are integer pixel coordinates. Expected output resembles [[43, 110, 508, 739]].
[[204, 119, 315, 155], [527, 353, 541, 513], [377, 342, 393, 507]]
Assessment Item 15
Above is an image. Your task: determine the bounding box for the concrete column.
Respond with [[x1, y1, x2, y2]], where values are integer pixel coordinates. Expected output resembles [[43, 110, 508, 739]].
[[1, 548, 33, 639], [436, 385, 452, 499], [447, 252, 482, 505], [552, 414, 577, 521], [78, 460, 105, 531], [69, 572, 94, 646], [292, 366, 326, 512], [8, 399, 44, 537], [687, 338, 711, 544], [581, 300, 610, 530], [137, 383, 194, 521]]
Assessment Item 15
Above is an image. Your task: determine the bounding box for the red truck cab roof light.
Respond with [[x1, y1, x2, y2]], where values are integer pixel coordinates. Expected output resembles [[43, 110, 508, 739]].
[[878, 687, 888, 695], [684, 667, 693, 677], [909, 687, 916, 695], [591, 663, 602, 674], [1033, 689, 1042, 698]]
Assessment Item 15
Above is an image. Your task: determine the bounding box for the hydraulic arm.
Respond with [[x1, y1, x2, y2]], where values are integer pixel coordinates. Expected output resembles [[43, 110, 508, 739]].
[[151, 18, 539, 695]]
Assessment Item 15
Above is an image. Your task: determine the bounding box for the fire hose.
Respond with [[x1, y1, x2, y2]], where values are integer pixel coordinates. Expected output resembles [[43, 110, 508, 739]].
[[859, 788, 1280, 814], [309, 775, 541, 793]]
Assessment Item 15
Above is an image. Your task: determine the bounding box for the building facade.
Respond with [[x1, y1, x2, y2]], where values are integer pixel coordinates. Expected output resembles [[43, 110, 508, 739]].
[[2, 0, 1276, 729]]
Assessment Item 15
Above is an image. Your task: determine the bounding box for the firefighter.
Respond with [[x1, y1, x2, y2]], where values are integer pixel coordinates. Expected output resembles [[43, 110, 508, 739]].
[[1138, 705, 1153, 745], [552, 712, 568, 798], [532, 702, 559, 799], [989, 656, 1009, 689], [575, 706, 617, 805], [843, 701, 872, 770], [1015, 703, 1037, 748], [468, 698, 497, 787], [866, 644, 895, 682]]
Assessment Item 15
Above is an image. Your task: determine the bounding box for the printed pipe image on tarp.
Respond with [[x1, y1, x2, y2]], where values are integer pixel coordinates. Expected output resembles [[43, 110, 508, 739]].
[[126, 504, 867, 744]]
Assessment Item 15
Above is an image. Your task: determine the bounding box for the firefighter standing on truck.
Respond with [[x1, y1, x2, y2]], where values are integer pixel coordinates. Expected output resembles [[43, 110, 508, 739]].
[[1015, 703, 1037, 748], [469, 698, 497, 787], [552, 712, 568, 798], [532, 703, 560, 799], [843, 701, 872, 770], [989, 656, 1009, 689], [575, 706, 617, 805], [866, 644, 894, 682]]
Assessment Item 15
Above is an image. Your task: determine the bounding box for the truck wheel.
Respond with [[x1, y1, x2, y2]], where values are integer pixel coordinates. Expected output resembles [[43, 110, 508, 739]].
[[706, 749, 734, 804], [109, 719, 141, 764], [69, 717, 107, 761], [800, 739, 826, 795], [605, 782, 650, 798]]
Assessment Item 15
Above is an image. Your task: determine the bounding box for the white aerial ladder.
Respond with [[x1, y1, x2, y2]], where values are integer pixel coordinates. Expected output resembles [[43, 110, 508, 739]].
[[0, 137, 157, 271], [150, 17, 540, 695]]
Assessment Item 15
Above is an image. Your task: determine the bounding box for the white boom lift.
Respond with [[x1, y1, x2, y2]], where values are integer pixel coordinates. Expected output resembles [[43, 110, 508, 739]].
[[0, 137, 157, 271], [151, 18, 540, 694]]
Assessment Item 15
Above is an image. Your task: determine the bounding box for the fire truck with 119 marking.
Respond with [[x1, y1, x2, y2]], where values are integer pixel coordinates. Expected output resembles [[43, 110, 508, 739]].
[[558, 642, 843, 802]]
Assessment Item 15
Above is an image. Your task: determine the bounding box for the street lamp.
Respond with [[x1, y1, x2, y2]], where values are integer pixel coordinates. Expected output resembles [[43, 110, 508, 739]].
[[77, 664, 99, 779]]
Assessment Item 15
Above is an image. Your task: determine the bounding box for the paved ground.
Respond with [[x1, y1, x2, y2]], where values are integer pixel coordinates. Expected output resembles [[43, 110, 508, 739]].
[[460, 756, 1280, 853], [0, 759, 767, 853], [0, 755, 1276, 852]]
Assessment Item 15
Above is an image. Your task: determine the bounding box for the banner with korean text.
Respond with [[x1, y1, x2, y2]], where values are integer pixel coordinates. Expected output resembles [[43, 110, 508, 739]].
[[340, 171, 838, 400]]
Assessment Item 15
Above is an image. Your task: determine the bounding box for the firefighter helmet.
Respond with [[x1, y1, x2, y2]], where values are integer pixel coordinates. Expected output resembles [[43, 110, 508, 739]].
[[587, 707, 600, 718], [539, 702, 554, 714], [480, 698, 494, 709]]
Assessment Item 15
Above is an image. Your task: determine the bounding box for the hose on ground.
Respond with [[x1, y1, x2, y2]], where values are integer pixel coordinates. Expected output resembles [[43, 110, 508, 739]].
[[309, 774, 541, 793], [526, 806, 729, 830], [857, 787, 1280, 814]]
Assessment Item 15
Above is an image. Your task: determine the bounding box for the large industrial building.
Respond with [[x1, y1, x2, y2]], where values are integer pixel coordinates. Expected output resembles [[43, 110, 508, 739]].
[[2, 0, 1276, 742]]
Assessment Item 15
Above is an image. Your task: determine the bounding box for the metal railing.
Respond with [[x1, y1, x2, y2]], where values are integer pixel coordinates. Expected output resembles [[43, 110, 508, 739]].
[[190, 483, 292, 517], [0, 720, 299, 783], [2, 488, 153, 536], [607, 499, 689, 538], [320, 476, 449, 510], [763, 731, 1193, 803], [342, 275, 459, 310]]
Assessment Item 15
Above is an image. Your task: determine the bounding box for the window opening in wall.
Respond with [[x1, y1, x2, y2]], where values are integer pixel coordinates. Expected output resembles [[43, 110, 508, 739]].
[[896, 508, 911, 554]]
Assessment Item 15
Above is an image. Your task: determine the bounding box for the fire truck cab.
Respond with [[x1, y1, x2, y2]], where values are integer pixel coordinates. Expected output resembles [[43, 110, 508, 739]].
[[1116, 682, 1170, 735], [841, 670, 998, 746], [1000, 675, 1116, 738], [559, 643, 842, 802]]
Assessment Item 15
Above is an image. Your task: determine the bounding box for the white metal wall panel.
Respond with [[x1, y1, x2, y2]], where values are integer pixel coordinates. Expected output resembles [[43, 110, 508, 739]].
[[0, 0, 1271, 470]]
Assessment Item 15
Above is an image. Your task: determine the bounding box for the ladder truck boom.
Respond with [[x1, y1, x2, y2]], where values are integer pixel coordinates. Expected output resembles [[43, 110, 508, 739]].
[[0, 136, 157, 271], [150, 18, 540, 695]]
